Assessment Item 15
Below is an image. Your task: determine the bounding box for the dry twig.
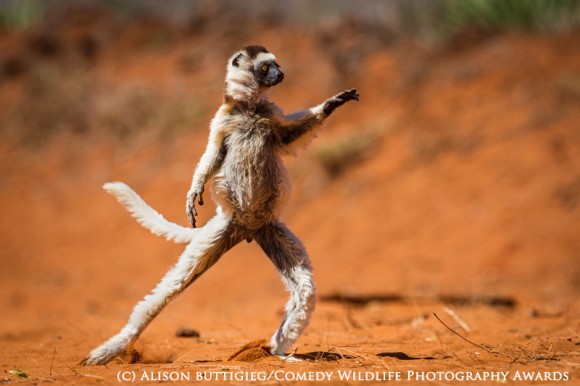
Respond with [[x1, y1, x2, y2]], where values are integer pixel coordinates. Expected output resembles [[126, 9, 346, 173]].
[[433, 313, 496, 356]]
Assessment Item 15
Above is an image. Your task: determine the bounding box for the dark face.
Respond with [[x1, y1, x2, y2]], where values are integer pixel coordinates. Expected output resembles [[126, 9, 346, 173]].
[[255, 61, 284, 87]]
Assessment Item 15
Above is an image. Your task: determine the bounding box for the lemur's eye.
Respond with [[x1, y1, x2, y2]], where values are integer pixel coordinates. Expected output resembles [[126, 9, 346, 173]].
[[261, 64, 269, 73]]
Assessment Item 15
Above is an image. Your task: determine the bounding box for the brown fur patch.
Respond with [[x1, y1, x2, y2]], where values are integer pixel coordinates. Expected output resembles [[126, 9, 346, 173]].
[[244, 45, 269, 59], [227, 339, 272, 362]]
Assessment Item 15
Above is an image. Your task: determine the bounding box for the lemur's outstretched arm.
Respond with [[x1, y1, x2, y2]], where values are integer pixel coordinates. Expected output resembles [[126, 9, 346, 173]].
[[187, 112, 228, 227], [276, 88, 359, 154]]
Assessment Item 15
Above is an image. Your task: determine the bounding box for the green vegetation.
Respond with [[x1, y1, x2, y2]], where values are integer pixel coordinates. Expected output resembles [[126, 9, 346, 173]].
[[0, 0, 45, 30], [7, 369, 28, 378], [1, 1, 579, 34], [442, 0, 580, 33]]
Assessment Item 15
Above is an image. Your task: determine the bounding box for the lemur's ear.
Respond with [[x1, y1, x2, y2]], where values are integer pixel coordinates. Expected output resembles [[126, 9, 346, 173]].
[[231, 53, 243, 67]]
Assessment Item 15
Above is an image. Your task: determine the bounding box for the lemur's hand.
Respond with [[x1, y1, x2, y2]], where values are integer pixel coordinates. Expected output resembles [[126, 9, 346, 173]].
[[186, 188, 204, 228], [323, 88, 359, 116]]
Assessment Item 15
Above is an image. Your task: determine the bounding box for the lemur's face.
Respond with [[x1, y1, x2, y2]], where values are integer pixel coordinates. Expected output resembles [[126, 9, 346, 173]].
[[229, 45, 284, 89], [254, 59, 284, 87]]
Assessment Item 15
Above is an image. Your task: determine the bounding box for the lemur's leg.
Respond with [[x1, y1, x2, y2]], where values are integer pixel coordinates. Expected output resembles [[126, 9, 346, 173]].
[[255, 221, 316, 359], [81, 213, 242, 365]]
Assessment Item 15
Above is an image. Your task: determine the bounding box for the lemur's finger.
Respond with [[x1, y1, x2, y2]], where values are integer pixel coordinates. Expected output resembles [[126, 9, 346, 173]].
[[350, 88, 360, 100], [190, 194, 199, 215], [342, 88, 359, 101], [189, 208, 198, 228], [198, 192, 204, 206], [186, 193, 199, 227], [323, 89, 359, 116], [187, 209, 196, 228]]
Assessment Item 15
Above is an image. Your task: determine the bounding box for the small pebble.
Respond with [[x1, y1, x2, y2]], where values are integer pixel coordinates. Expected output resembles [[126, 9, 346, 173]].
[[175, 328, 200, 338]]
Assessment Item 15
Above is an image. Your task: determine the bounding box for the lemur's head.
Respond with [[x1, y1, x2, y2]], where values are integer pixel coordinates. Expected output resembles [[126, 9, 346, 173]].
[[225, 45, 284, 102]]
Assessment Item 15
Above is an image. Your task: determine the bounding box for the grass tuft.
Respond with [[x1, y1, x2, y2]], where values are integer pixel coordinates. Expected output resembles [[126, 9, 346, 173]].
[[442, 0, 580, 34], [0, 0, 45, 30], [315, 130, 379, 178]]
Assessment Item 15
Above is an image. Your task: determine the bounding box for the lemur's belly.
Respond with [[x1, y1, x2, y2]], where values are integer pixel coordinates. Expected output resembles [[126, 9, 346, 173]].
[[212, 133, 290, 229]]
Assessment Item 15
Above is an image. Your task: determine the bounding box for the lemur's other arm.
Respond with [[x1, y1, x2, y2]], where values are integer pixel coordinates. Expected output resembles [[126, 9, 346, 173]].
[[186, 114, 228, 227], [275, 88, 359, 153]]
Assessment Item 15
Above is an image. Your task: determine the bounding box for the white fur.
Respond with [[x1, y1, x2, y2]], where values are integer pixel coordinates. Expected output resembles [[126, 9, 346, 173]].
[[255, 52, 276, 64], [189, 106, 228, 193], [225, 67, 257, 102], [104, 182, 197, 244], [81, 211, 232, 365], [268, 261, 316, 356]]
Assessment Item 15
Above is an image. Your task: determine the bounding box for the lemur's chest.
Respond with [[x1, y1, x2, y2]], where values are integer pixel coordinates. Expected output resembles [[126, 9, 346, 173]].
[[221, 111, 283, 181], [227, 111, 277, 147], [226, 122, 266, 147]]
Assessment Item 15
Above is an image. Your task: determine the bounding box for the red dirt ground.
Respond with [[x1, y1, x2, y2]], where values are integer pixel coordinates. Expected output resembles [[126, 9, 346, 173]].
[[0, 18, 579, 385]]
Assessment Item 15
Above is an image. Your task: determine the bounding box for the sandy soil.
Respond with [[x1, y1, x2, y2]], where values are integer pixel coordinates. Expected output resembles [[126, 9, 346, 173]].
[[0, 15, 579, 385]]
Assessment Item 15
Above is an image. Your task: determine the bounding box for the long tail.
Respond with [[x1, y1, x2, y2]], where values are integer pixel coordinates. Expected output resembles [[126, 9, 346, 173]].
[[103, 182, 197, 244]]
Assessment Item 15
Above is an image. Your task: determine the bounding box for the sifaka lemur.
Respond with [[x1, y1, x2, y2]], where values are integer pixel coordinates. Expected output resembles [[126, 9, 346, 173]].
[[81, 45, 359, 365]]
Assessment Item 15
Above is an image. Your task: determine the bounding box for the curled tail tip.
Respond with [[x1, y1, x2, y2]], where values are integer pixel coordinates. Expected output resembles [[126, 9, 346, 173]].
[[103, 181, 130, 193], [103, 181, 119, 190]]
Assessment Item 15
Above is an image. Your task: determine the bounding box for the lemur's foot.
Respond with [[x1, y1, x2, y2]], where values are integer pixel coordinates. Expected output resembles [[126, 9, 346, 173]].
[[270, 342, 303, 362], [276, 354, 302, 363], [80, 334, 131, 366], [323, 88, 360, 116]]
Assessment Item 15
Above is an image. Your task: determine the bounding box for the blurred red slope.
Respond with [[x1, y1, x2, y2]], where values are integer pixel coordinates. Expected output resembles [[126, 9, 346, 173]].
[[0, 20, 578, 383]]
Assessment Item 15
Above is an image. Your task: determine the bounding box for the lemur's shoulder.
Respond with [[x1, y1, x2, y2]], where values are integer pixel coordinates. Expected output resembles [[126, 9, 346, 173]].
[[221, 95, 279, 119]]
